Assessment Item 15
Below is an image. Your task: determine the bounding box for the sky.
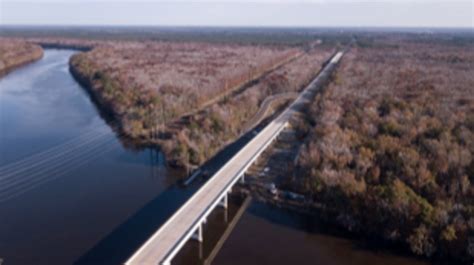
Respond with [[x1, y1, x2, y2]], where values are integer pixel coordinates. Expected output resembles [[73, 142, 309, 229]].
[[0, 0, 473, 28]]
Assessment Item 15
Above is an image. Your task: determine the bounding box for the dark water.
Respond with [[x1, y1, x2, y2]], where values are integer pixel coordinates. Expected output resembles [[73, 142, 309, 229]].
[[213, 201, 430, 265], [0, 49, 183, 265], [0, 49, 429, 265]]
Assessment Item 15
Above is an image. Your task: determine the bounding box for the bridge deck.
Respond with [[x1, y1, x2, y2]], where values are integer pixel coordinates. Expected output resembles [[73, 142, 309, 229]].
[[126, 51, 344, 265]]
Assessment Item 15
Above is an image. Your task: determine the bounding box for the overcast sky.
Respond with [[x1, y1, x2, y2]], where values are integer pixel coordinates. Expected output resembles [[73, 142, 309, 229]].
[[0, 0, 472, 28]]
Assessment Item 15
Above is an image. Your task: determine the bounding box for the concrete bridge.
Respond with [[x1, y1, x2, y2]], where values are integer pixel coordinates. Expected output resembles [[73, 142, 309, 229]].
[[125, 51, 344, 265]]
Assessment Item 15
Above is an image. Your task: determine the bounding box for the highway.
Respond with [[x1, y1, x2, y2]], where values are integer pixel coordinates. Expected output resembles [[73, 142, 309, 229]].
[[126, 50, 344, 265]]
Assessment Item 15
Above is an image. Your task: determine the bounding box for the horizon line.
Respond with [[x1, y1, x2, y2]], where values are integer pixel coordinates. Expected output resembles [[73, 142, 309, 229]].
[[1, 24, 473, 30]]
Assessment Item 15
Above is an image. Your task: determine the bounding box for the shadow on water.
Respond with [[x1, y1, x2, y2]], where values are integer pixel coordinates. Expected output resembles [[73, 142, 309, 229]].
[[246, 201, 346, 238], [244, 201, 430, 262], [0, 47, 264, 265], [72, 128, 263, 264], [73, 183, 197, 265], [173, 195, 252, 265], [69, 51, 308, 264], [73, 122, 266, 265], [62, 40, 279, 263]]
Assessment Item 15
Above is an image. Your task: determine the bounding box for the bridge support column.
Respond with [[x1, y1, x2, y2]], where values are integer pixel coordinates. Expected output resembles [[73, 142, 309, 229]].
[[199, 238, 204, 260], [239, 174, 245, 184], [219, 194, 228, 209], [192, 224, 203, 242], [224, 206, 228, 223]]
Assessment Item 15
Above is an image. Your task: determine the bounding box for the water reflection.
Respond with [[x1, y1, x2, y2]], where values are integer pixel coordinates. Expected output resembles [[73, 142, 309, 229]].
[[173, 194, 252, 265]]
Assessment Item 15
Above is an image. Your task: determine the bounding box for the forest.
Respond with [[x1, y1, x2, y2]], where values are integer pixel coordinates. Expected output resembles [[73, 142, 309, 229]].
[[291, 36, 474, 263], [66, 37, 335, 167], [0, 26, 353, 46], [0, 38, 43, 76], [70, 40, 300, 136], [164, 46, 334, 167]]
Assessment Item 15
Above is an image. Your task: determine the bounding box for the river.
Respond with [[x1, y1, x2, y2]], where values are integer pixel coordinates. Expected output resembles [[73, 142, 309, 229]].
[[0, 49, 429, 265]]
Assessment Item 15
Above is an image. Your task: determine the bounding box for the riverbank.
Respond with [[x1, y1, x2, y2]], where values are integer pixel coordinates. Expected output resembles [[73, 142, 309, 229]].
[[0, 38, 44, 77]]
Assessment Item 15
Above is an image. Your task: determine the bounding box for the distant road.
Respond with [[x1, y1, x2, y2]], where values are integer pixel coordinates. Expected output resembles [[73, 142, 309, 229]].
[[166, 52, 302, 127], [242, 92, 298, 132], [126, 51, 344, 265]]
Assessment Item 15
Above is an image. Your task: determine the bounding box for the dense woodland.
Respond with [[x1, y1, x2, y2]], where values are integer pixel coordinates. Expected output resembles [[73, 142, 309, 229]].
[[292, 37, 474, 263], [70, 41, 301, 138], [1, 26, 353, 46], [0, 38, 43, 76], [67, 38, 335, 167], [165, 47, 334, 166]]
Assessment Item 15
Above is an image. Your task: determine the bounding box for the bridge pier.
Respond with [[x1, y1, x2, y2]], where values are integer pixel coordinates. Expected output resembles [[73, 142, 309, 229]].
[[192, 224, 203, 242], [219, 194, 228, 209], [199, 239, 204, 260], [223, 206, 228, 223], [239, 174, 245, 184]]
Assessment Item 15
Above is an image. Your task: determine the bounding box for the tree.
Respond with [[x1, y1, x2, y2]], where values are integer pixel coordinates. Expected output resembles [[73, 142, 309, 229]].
[[407, 225, 436, 257]]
